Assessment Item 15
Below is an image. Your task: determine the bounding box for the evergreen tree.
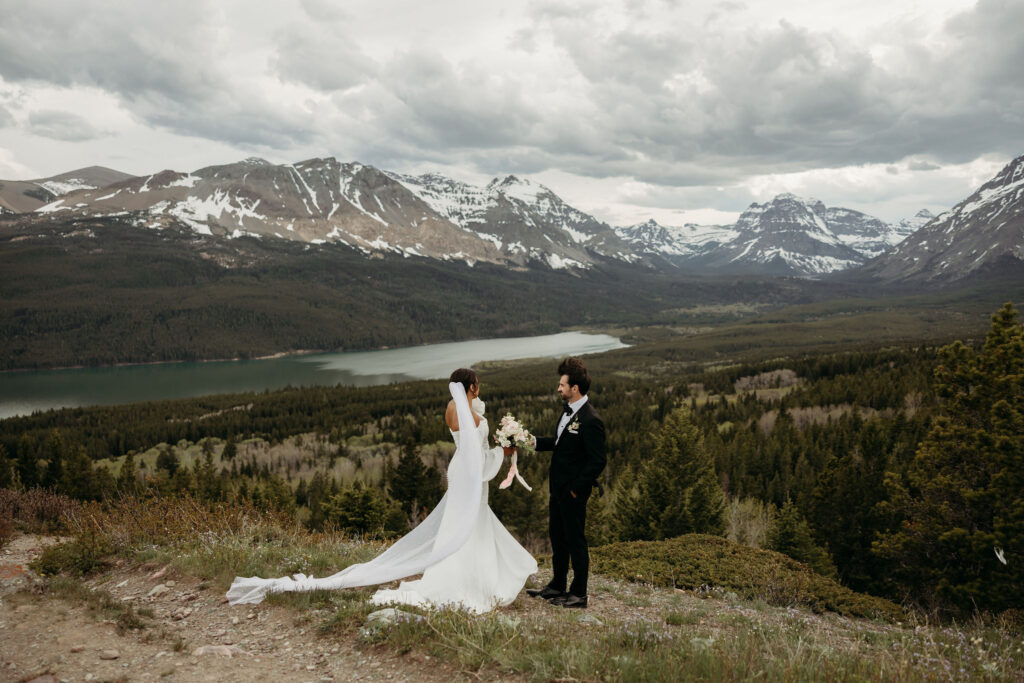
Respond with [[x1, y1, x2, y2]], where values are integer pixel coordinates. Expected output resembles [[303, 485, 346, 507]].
[[768, 499, 836, 577], [387, 442, 442, 521], [809, 420, 895, 593], [614, 405, 725, 540], [222, 437, 237, 461], [260, 474, 296, 514], [322, 481, 403, 537], [0, 443, 13, 488], [156, 445, 180, 475], [196, 451, 222, 502], [41, 430, 65, 488], [875, 303, 1024, 613], [16, 435, 38, 489], [117, 452, 139, 494]]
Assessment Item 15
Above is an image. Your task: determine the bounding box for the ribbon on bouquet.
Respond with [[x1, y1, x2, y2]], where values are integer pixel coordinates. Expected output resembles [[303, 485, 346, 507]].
[[498, 452, 532, 491]]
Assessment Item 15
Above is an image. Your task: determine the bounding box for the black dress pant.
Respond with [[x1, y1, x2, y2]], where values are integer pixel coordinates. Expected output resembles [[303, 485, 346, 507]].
[[548, 485, 591, 596]]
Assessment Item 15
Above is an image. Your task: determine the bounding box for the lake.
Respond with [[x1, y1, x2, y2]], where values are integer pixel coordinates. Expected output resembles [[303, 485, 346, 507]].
[[0, 332, 627, 419]]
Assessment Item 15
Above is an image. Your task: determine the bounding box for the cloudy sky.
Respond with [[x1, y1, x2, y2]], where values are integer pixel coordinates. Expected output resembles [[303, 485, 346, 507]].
[[1, 0, 1021, 225]]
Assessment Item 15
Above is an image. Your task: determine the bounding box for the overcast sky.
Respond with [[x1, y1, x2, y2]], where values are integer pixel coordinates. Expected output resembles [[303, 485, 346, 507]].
[[1, 0, 1021, 225]]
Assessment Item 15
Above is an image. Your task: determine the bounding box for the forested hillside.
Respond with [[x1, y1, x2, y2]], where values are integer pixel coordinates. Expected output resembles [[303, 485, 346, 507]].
[[3, 303, 1021, 616], [0, 215, 826, 370]]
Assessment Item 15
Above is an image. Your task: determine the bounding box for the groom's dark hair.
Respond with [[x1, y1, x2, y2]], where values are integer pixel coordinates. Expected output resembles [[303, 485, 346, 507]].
[[450, 368, 479, 393], [558, 357, 591, 395]]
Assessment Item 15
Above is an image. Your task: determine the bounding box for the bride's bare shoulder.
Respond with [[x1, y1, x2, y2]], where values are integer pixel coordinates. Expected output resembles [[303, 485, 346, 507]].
[[445, 399, 458, 431], [445, 398, 482, 430]]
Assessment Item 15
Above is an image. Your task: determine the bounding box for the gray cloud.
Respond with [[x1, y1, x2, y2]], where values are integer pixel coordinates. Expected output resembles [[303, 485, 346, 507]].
[[0, 0, 1020, 220], [0, 1, 313, 148], [0, 103, 13, 127], [271, 20, 377, 91], [27, 109, 103, 141]]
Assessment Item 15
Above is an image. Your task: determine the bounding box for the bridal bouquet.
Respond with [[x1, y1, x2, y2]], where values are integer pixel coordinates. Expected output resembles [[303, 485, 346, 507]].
[[495, 414, 534, 491], [495, 413, 535, 455]]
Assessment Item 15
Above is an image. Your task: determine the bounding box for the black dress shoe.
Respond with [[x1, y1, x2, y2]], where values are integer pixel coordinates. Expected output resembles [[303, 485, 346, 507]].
[[552, 594, 588, 608], [526, 586, 566, 600]]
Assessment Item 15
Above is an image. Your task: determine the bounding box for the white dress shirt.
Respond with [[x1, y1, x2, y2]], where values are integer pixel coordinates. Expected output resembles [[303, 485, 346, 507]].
[[556, 395, 589, 441]]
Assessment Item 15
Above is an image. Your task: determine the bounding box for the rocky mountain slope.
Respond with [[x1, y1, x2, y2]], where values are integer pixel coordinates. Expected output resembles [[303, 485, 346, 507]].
[[32, 158, 632, 270], [616, 195, 920, 276], [0, 166, 135, 213], [12, 154, 1022, 280], [862, 155, 1024, 282]]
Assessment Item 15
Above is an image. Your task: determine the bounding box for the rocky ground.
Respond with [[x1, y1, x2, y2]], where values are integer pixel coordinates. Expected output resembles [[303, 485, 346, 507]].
[[0, 535, 460, 682], [4, 533, 1018, 682]]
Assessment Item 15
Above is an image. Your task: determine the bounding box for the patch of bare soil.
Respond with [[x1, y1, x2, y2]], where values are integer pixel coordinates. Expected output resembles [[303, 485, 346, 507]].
[[0, 535, 458, 682]]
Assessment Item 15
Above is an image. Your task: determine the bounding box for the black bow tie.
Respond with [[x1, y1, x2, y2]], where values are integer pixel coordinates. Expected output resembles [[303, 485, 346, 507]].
[[563, 403, 573, 416]]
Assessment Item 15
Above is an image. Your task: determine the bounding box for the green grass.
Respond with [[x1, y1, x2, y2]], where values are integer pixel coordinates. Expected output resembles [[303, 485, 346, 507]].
[[21, 493, 1024, 681], [591, 534, 905, 621], [39, 575, 149, 634]]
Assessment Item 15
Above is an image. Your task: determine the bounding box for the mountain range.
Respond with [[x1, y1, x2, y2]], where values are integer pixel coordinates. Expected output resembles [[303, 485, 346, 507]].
[[3, 154, 1024, 282]]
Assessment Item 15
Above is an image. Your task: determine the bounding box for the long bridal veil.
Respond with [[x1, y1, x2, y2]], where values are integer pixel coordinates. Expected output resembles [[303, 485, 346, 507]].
[[226, 381, 487, 605]]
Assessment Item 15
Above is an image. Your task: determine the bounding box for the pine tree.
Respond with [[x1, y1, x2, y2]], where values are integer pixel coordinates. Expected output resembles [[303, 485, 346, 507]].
[[41, 430, 65, 488], [61, 445, 102, 500], [388, 442, 428, 516], [323, 481, 403, 537], [117, 452, 139, 494], [0, 444, 13, 489], [156, 445, 179, 475], [768, 499, 836, 577], [222, 437, 237, 461], [614, 405, 725, 540], [875, 302, 1024, 613], [387, 442, 442, 520], [16, 435, 38, 489]]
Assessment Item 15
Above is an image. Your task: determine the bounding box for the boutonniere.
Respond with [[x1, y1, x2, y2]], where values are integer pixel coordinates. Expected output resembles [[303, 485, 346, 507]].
[[568, 419, 580, 432]]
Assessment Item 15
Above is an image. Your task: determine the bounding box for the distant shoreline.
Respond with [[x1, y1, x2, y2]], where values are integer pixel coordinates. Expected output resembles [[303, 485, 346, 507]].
[[0, 327, 614, 374]]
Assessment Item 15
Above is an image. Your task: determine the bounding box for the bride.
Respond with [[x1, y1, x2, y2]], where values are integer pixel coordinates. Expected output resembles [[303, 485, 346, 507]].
[[226, 368, 538, 614]]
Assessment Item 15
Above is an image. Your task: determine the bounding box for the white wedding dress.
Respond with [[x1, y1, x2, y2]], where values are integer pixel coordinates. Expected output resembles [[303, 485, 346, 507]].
[[226, 382, 537, 614], [370, 418, 538, 613]]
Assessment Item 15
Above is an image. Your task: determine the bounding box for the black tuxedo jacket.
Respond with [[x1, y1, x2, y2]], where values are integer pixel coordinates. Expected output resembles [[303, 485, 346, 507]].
[[535, 401, 607, 495]]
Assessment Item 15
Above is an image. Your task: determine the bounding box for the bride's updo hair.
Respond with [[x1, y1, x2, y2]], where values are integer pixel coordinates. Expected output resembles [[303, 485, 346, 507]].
[[450, 368, 479, 393]]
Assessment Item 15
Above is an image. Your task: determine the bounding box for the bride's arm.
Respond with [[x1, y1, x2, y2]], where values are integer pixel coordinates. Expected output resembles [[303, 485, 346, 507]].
[[481, 440, 504, 481]]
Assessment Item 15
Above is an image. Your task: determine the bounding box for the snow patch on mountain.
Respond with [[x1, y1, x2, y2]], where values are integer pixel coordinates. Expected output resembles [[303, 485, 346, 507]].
[[37, 178, 95, 196]]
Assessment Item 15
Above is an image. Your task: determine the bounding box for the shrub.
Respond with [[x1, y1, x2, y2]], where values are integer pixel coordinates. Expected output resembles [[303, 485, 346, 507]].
[[31, 531, 114, 576], [726, 497, 776, 548], [591, 534, 903, 621], [0, 487, 81, 534]]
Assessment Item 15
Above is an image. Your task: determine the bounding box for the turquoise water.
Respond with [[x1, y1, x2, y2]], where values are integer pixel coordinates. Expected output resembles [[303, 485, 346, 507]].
[[0, 332, 627, 419]]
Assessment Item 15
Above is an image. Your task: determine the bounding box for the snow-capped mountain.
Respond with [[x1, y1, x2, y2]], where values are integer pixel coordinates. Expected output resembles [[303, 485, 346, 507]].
[[617, 195, 912, 276], [713, 194, 865, 275], [614, 219, 737, 264], [385, 171, 632, 268], [3, 156, 955, 277], [0, 166, 135, 213], [894, 209, 936, 235], [30, 157, 642, 270], [824, 205, 911, 258], [38, 157, 510, 264], [862, 156, 1024, 282]]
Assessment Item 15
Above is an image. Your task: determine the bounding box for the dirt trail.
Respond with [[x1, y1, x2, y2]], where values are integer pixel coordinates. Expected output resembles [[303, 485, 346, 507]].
[[0, 535, 457, 682]]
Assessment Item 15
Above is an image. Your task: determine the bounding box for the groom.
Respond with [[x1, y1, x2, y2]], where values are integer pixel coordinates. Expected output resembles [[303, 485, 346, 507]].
[[527, 357, 606, 608]]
